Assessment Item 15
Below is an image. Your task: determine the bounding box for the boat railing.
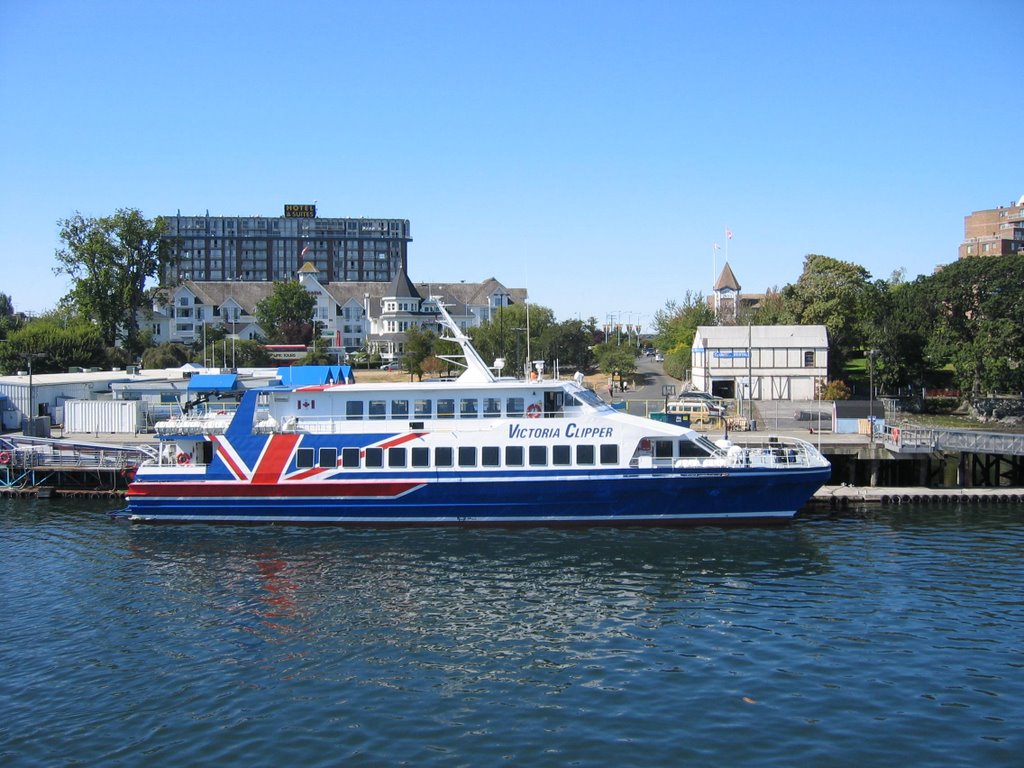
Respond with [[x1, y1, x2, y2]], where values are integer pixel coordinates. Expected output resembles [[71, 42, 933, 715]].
[[633, 436, 826, 470], [155, 412, 234, 436]]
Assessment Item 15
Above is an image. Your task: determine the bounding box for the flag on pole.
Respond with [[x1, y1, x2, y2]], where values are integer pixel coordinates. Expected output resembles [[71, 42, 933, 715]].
[[713, 243, 721, 251], [725, 229, 733, 240], [301, 245, 310, 256]]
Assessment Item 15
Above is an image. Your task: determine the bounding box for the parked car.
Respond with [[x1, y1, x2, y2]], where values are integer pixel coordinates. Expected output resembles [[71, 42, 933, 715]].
[[654, 353, 664, 362], [379, 362, 402, 371]]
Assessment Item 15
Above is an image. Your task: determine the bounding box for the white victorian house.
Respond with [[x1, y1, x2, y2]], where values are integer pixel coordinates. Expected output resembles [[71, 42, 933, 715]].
[[144, 265, 524, 359]]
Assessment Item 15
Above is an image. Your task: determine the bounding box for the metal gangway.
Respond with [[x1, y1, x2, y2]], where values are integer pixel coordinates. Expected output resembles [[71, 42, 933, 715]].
[[0, 435, 157, 490], [883, 425, 1024, 457]]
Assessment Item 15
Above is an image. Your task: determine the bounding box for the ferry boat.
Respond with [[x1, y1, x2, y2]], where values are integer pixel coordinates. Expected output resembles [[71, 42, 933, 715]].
[[124, 302, 831, 525]]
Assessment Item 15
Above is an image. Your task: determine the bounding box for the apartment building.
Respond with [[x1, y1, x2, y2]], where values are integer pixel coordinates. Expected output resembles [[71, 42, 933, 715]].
[[959, 196, 1024, 259]]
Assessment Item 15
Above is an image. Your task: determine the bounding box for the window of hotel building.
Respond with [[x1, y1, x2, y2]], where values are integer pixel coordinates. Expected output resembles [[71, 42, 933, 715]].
[[388, 447, 406, 468], [458, 447, 476, 467], [364, 447, 383, 468], [296, 448, 315, 469], [434, 447, 453, 467], [482, 446, 500, 467], [804, 351, 814, 367], [600, 444, 618, 465], [505, 445, 524, 466], [411, 447, 430, 468], [319, 448, 337, 468], [576, 445, 595, 465]]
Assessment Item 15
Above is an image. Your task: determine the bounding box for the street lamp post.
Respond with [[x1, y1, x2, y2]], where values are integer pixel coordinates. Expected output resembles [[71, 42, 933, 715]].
[[867, 349, 879, 444]]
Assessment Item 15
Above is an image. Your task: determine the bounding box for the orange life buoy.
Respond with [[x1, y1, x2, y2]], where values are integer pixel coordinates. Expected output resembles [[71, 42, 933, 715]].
[[526, 403, 542, 419], [176, 452, 192, 465], [0, 451, 10, 465]]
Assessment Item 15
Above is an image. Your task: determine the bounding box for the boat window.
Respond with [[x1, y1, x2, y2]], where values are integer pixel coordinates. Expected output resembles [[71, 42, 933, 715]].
[[576, 444, 595, 465], [482, 446, 500, 467], [600, 444, 618, 465], [388, 447, 406, 468], [437, 398, 455, 419], [434, 447, 453, 467], [458, 447, 476, 467], [505, 445, 524, 466], [460, 398, 479, 418], [483, 397, 501, 418], [346, 400, 364, 421], [369, 400, 387, 420], [544, 391, 565, 416], [552, 445, 571, 465], [391, 399, 409, 420], [342, 447, 360, 468], [507, 397, 525, 418], [414, 399, 432, 418], [296, 447, 315, 469], [529, 445, 547, 466], [678, 440, 712, 458], [319, 448, 337, 468], [654, 440, 674, 459], [411, 447, 429, 467], [573, 388, 611, 409], [364, 447, 383, 467]]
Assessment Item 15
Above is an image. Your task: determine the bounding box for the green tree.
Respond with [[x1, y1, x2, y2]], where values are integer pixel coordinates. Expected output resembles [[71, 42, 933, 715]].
[[780, 254, 875, 378], [536, 319, 593, 372], [469, 302, 554, 378], [403, 325, 436, 379], [926, 254, 1024, 395], [298, 336, 334, 366], [592, 342, 637, 380], [0, 293, 22, 340], [651, 292, 715, 380], [0, 313, 106, 375], [254, 280, 317, 344], [864, 275, 935, 394], [142, 342, 192, 369], [54, 209, 172, 353]]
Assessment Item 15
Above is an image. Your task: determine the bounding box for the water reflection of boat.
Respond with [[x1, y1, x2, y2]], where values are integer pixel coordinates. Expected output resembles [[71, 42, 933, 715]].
[[125, 300, 829, 525]]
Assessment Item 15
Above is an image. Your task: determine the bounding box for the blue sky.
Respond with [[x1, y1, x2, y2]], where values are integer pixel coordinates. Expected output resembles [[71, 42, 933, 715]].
[[1, 0, 1020, 330]]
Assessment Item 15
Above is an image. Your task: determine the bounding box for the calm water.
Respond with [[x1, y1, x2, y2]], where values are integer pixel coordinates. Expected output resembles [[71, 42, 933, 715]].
[[1, 498, 1022, 767]]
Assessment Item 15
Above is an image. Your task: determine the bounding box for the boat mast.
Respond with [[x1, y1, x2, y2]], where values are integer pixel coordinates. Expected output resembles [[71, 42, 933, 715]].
[[431, 297, 496, 384]]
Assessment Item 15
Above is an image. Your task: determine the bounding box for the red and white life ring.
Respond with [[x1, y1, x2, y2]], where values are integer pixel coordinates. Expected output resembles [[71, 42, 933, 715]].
[[0, 451, 10, 465], [176, 452, 192, 465], [526, 403, 542, 419]]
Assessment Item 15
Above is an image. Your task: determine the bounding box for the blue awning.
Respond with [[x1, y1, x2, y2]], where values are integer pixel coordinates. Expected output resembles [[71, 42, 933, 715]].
[[187, 373, 239, 392], [276, 366, 353, 387]]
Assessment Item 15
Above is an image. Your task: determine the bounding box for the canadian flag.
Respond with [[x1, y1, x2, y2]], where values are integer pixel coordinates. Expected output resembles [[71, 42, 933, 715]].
[[725, 228, 733, 240], [301, 245, 310, 256]]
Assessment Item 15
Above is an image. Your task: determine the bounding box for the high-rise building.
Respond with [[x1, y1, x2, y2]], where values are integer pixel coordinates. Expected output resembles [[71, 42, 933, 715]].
[[959, 196, 1024, 260], [161, 205, 411, 283]]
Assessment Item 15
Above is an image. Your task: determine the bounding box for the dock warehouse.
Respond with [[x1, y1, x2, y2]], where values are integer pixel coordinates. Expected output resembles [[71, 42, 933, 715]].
[[691, 324, 828, 401]]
